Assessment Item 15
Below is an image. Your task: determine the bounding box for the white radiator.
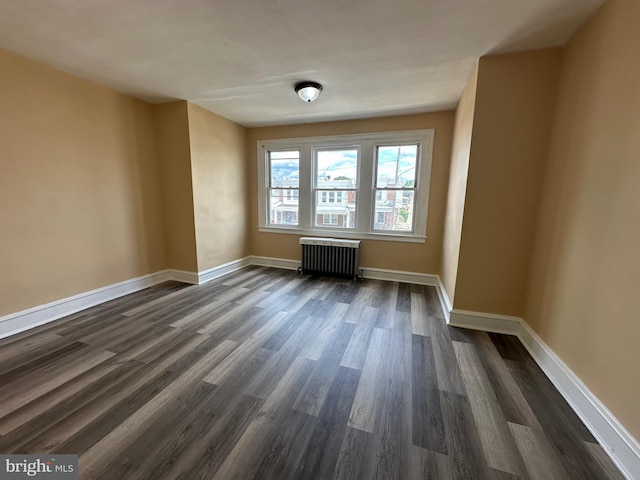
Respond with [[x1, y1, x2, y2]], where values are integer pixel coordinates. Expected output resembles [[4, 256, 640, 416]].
[[299, 237, 362, 280]]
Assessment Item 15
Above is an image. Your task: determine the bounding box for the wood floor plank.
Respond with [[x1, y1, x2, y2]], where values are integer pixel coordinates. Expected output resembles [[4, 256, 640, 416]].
[[584, 441, 628, 480], [395, 282, 412, 312], [0, 360, 147, 452], [202, 311, 289, 386], [242, 316, 324, 400], [0, 356, 123, 437], [0, 344, 115, 421], [80, 339, 238, 478], [121, 285, 197, 317], [453, 341, 526, 475], [0, 332, 72, 373], [506, 358, 597, 443], [167, 299, 224, 328], [508, 422, 569, 480], [297, 366, 362, 479], [0, 271, 623, 480], [340, 305, 379, 370], [474, 332, 541, 429], [333, 426, 376, 480], [292, 322, 355, 417], [431, 323, 467, 395], [1, 335, 212, 453], [410, 291, 431, 336], [411, 334, 447, 454], [262, 310, 310, 351], [347, 327, 390, 433], [440, 389, 491, 480], [424, 285, 445, 319], [299, 302, 350, 361], [539, 428, 612, 480], [93, 381, 220, 479], [211, 356, 315, 480], [250, 409, 318, 479], [410, 445, 452, 480], [292, 360, 339, 417], [371, 375, 412, 480], [388, 327, 411, 381], [196, 301, 264, 336], [150, 393, 263, 480], [115, 325, 189, 361]]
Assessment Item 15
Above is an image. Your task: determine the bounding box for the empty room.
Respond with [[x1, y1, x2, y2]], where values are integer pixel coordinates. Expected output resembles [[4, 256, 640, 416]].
[[0, 0, 638, 478]]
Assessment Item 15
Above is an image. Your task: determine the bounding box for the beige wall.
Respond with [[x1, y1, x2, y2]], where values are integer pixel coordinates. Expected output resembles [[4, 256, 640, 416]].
[[524, 0, 640, 439], [187, 103, 249, 271], [454, 48, 562, 316], [440, 66, 478, 303], [0, 49, 166, 316], [247, 113, 454, 273], [153, 101, 198, 272]]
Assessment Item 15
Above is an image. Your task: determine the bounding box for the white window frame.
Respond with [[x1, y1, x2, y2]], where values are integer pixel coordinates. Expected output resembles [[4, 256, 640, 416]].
[[257, 130, 433, 243]]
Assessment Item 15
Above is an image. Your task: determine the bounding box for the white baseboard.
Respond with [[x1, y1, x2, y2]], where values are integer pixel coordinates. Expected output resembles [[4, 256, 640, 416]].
[[196, 257, 252, 284], [168, 269, 199, 285], [448, 310, 639, 480], [0, 270, 172, 340], [449, 309, 523, 335], [248, 256, 441, 287], [436, 277, 452, 323], [360, 266, 438, 286], [249, 255, 300, 271], [168, 257, 253, 285]]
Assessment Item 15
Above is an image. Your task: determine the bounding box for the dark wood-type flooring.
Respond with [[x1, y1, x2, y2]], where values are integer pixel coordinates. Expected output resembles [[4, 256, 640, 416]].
[[0, 267, 626, 479]]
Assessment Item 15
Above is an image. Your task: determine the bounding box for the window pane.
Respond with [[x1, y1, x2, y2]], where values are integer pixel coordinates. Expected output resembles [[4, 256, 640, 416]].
[[373, 189, 414, 231], [315, 190, 356, 228], [270, 151, 299, 188], [376, 145, 418, 187], [269, 189, 298, 225], [322, 214, 338, 225], [316, 149, 357, 187]]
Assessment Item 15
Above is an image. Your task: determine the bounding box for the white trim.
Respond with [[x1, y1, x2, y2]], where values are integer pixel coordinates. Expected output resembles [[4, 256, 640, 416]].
[[247, 255, 441, 287], [257, 226, 427, 243], [0, 270, 171, 340], [449, 309, 523, 335], [436, 277, 452, 323], [168, 269, 199, 285], [448, 310, 639, 480], [195, 257, 252, 284], [249, 255, 300, 271], [360, 266, 438, 285]]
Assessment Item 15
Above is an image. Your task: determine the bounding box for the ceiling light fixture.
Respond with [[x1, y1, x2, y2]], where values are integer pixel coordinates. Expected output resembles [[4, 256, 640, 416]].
[[295, 81, 323, 103]]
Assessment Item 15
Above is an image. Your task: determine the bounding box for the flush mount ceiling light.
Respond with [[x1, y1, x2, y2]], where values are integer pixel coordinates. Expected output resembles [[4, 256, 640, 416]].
[[295, 81, 323, 103]]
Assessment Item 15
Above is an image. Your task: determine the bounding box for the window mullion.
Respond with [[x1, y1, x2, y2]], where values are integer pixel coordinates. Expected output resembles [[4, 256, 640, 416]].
[[298, 144, 312, 230], [358, 141, 374, 232]]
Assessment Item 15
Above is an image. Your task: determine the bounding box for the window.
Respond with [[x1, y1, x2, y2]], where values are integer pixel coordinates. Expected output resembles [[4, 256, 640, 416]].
[[268, 150, 299, 225], [373, 145, 417, 232], [322, 214, 339, 225], [314, 148, 357, 229], [257, 130, 433, 242]]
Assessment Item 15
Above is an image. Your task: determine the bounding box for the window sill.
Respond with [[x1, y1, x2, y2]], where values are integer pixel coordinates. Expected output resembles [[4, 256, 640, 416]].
[[257, 226, 427, 244]]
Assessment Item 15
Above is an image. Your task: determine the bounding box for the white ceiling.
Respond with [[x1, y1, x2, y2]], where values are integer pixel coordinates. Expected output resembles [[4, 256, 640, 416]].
[[0, 0, 604, 127]]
